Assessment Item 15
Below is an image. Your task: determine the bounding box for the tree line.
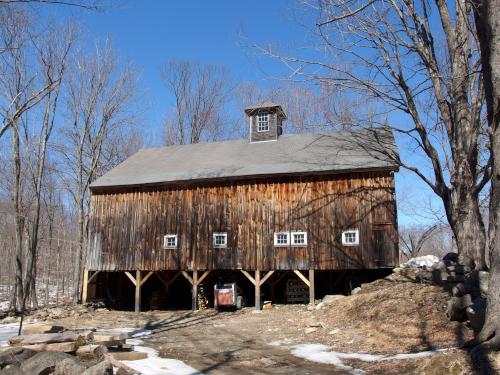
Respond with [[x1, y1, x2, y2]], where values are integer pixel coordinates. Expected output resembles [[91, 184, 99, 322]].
[[0, 2, 364, 316]]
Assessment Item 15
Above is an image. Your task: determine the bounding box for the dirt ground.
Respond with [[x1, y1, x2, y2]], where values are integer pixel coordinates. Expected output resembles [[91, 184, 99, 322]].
[[34, 276, 500, 375]]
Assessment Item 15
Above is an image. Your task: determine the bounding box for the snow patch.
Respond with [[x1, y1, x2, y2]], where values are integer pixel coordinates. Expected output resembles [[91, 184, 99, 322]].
[[268, 340, 281, 347], [123, 344, 201, 375], [291, 343, 450, 375], [117, 328, 201, 375], [401, 255, 440, 269], [0, 324, 20, 347]]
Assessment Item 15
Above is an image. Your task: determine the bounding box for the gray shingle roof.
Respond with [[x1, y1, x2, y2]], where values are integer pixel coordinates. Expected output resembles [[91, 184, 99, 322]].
[[90, 127, 399, 189]]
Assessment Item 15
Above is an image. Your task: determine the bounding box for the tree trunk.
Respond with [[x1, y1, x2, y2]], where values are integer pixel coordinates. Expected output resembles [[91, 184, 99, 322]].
[[473, 0, 500, 349], [73, 199, 85, 302], [9, 120, 23, 313], [445, 185, 487, 270]]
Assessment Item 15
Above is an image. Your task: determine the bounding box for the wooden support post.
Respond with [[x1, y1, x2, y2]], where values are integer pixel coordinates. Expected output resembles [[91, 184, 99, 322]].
[[240, 270, 256, 285], [309, 269, 315, 305], [82, 269, 89, 304], [255, 270, 261, 310], [192, 270, 198, 311], [259, 270, 274, 286], [135, 270, 141, 313], [140, 271, 154, 287], [293, 270, 310, 287], [87, 271, 100, 284]]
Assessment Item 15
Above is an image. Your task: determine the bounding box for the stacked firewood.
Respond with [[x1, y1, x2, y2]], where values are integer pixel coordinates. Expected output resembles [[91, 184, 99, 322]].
[[197, 284, 210, 309]]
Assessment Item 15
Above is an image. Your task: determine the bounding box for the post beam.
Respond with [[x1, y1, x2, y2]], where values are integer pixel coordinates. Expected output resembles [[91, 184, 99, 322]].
[[82, 269, 89, 304], [240, 270, 256, 285], [192, 270, 198, 311], [87, 270, 100, 284], [255, 270, 261, 310], [293, 270, 310, 287], [140, 271, 154, 287], [135, 270, 142, 313], [259, 270, 274, 286], [309, 269, 315, 305]]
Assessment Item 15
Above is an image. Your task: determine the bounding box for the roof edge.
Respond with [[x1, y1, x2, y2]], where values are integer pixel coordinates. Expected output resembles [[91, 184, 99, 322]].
[[90, 166, 398, 193]]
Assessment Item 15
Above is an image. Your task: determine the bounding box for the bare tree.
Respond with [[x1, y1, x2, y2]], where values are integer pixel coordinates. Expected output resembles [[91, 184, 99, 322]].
[[258, 0, 490, 271], [472, 0, 500, 351], [0, 6, 61, 138], [0, 5, 73, 314], [58, 40, 140, 301], [236, 81, 375, 135], [160, 59, 232, 145], [17, 24, 74, 328], [399, 224, 450, 260]]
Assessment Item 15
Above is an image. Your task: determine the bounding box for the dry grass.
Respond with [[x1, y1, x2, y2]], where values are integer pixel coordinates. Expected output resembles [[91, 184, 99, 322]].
[[315, 280, 474, 354]]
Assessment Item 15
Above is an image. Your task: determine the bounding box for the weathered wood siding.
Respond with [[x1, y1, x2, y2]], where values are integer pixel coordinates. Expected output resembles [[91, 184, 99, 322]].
[[250, 112, 279, 142], [86, 172, 398, 271]]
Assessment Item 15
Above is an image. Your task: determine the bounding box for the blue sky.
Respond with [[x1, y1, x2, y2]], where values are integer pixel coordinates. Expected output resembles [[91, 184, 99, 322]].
[[39, 0, 444, 226]]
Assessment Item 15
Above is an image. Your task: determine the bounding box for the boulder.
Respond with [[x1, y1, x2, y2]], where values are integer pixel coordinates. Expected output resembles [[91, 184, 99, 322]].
[[447, 294, 473, 321], [415, 270, 434, 282], [54, 358, 86, 375], [478, 271, 489, 296], [20, 351, 74, 375], [0, 365, 23, 375], [451, 283, 469, 297], [82, 360, 113, 375], [466, 297, 486, 333], [0, 347, 36, 368], [443, 252, 459, 266], [351, 287, 361, 295], [321, 295, 346, 304]]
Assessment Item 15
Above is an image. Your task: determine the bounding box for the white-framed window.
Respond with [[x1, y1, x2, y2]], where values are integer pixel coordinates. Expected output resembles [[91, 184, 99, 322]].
[[213, 232, 227, 248], [291, 231, 308, 246], [163, 234, 178, 249], [257, 112, 269, 132], [342, 229, 359, 246], [274, 232, 290, 246]]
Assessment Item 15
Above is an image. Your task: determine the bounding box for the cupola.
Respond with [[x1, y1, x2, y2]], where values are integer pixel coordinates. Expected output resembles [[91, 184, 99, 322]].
[[244, 102, 287, 143]]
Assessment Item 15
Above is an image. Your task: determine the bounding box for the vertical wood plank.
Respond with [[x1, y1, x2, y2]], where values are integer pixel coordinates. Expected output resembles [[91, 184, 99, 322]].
[[135, 270, 141, 313]]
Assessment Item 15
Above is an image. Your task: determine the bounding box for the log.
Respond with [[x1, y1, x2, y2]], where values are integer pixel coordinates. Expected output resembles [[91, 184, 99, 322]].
[[9, 331, 93, 346], [20, 341, 83, 353], [22, 325, 65, 333], [105, 354, 137, 375], [94, 339, 127, 348], [93, 332, 129, 342], [109, 352, 148, 361], [75, 344, 107, 360]]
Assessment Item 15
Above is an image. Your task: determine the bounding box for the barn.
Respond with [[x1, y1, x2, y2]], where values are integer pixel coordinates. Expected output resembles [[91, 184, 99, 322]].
[[83, 103, 400, 312]]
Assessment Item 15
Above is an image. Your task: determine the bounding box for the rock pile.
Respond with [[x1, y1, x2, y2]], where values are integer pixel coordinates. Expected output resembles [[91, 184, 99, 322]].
[[2, 303, 109, 324], [0, 324, 145, 374], [393, 252, 489, 333]]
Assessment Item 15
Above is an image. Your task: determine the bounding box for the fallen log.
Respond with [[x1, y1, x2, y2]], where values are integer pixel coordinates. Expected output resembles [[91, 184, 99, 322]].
[[9, 331, 93, 347], [93, 332, 129, 342], [109, 351, 148, 361], [20, 341, 83, 353], [22, 325, 65, 334], [75, 344, 107, 360], [93, 338, 127, 348]]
